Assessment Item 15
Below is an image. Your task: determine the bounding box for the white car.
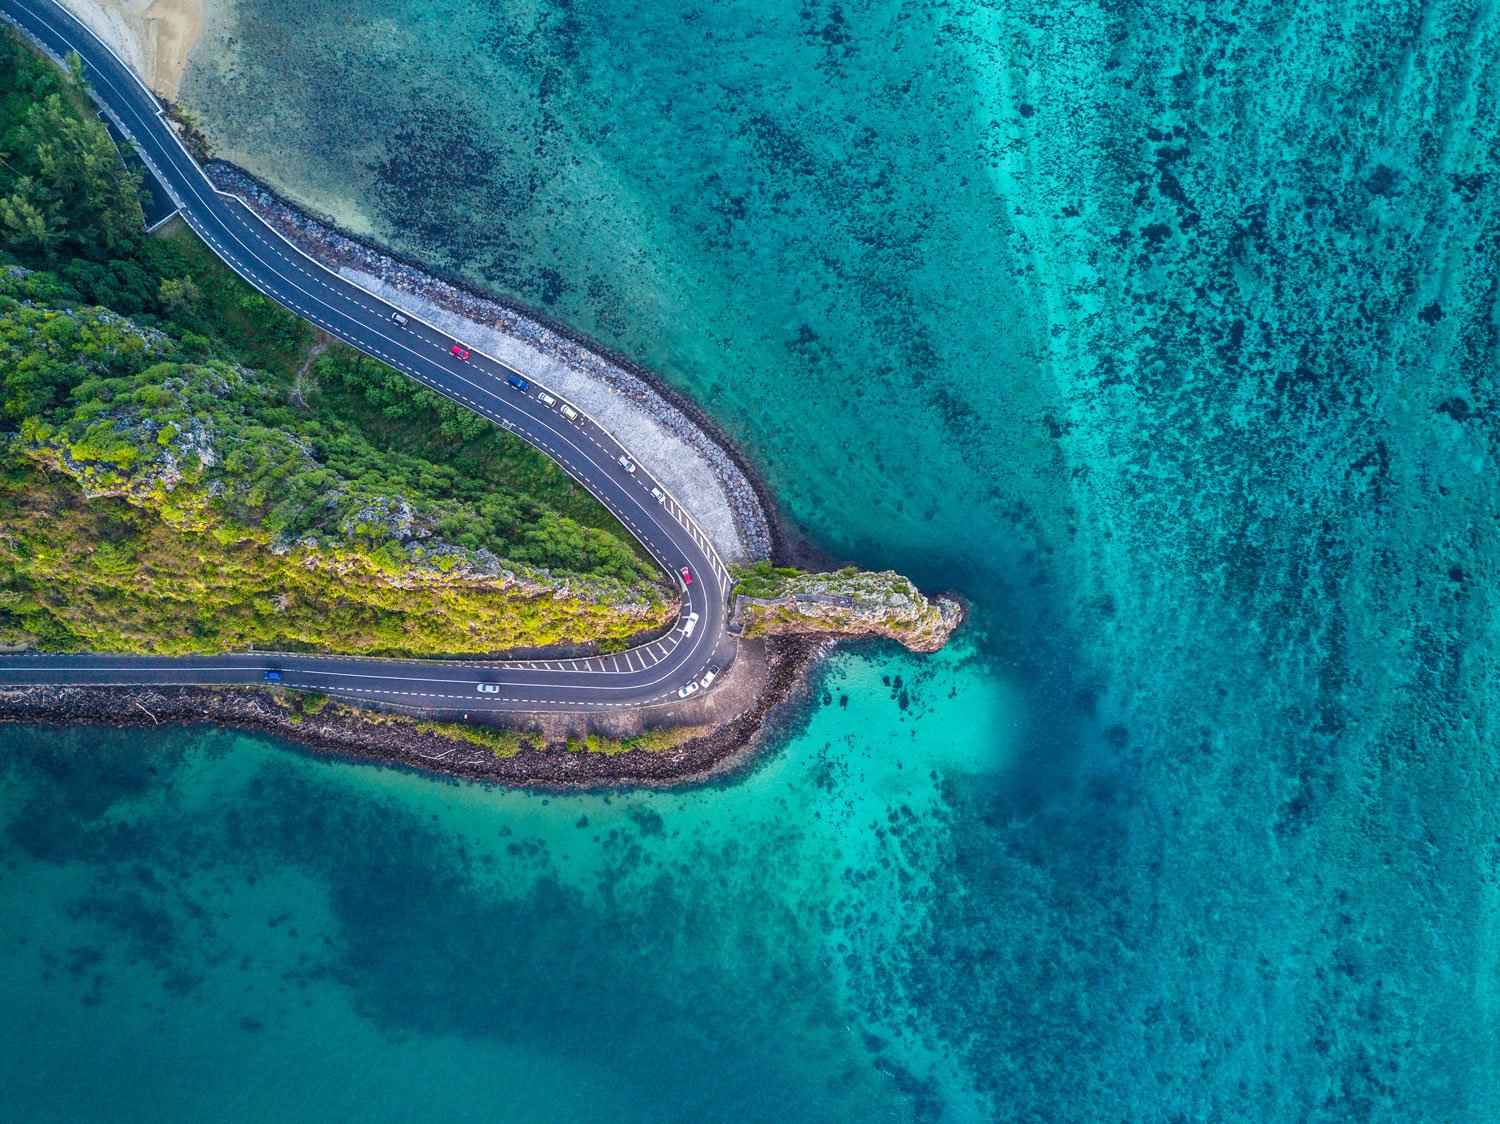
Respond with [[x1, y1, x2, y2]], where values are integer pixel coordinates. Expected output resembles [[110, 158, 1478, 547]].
[[559, 404, 580, 422], [476, 683, 501, 694], [699, 667, 719, 690], [390, 311, 409, 326], [681, 611, 700, 638], [618, 455, 637, 474], [537, 391, 557, 408], [677, 681, 700, 699], [651, 487, 665, 504]]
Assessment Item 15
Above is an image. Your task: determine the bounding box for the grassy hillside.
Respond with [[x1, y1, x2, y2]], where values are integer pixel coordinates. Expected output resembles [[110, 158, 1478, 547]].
[[0, 29, 669, 655]]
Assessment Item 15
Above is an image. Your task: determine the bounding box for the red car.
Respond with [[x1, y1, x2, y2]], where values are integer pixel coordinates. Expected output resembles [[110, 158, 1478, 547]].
[[680, 566, 693, 587], [450, 344, 471, 361]]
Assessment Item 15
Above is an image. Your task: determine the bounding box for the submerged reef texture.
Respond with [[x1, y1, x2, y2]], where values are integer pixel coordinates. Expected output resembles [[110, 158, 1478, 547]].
[[5, 0, 1497, 1121]]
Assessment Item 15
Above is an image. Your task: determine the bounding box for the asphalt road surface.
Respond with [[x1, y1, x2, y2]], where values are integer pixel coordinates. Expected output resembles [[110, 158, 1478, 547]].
[[0, 0, 737, 713]]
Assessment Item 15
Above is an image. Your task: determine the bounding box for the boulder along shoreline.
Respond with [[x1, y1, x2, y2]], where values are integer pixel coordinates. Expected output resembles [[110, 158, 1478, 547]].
[[0, 637, 834, 789]]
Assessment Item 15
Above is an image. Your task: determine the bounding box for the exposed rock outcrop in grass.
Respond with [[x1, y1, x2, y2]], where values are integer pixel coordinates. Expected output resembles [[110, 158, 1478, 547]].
[[732, 565, 963, 653]]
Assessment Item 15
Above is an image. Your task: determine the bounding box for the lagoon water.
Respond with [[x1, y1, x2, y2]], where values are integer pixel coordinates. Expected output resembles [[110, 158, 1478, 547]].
[[5, 0, 1500, 1119]]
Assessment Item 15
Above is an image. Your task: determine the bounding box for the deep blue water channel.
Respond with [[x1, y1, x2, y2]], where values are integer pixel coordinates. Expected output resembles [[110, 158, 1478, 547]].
[[3, 0, 1499, 1119]]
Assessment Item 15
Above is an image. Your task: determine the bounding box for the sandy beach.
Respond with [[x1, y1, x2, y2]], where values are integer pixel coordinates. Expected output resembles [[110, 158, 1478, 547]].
[[57, 0, 201, 99]]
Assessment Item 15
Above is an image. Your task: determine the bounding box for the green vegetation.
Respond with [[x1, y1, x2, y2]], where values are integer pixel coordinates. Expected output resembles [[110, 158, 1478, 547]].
[[0, 47, 142, 267], [566, 728, 706, 755], [330, 706, 535, 757], [146, 223, 313, 378], [730, 560, 804, 599], [732, 566, 959, 652], [414, 720, 529, 758], [307, 344, 638, 544], [319, 701, 709, 758], [609, 725, 711, 754], [0, 31, 669, 656]]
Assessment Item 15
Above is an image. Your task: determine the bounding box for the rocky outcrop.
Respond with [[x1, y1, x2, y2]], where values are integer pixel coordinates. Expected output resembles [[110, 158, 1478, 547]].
[[732, 568, 963, 654]]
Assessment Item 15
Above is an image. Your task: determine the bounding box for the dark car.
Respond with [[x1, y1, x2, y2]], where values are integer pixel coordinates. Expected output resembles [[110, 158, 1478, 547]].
[[506, 374, 530, 392], [450, 344, 471, 361]]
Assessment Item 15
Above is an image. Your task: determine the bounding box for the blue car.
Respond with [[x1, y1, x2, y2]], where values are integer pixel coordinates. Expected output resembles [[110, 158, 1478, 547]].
[[263, 669, 283, 683], [506, 374, 530, 392]]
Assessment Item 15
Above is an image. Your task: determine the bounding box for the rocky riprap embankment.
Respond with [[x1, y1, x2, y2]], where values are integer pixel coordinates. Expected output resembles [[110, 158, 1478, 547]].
[[0, 635, 823, 787], [733, 569, 963, 653], [203, 161, 776, 564]]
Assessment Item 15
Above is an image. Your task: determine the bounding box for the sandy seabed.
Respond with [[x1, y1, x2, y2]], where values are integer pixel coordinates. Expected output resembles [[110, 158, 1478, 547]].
[[56, 0, 202, 99]]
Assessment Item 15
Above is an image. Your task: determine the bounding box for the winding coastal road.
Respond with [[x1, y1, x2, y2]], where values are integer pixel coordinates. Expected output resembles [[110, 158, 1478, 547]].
[[0, 0, 737, 713]]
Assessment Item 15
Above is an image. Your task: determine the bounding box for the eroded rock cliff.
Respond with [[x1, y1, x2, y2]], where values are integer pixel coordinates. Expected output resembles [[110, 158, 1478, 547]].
[[732, 566, 962, 654]]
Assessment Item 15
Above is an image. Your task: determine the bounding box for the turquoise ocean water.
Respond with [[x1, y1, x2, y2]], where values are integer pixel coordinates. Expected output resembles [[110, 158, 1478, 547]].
[[4, 0, 1500, 1118]]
